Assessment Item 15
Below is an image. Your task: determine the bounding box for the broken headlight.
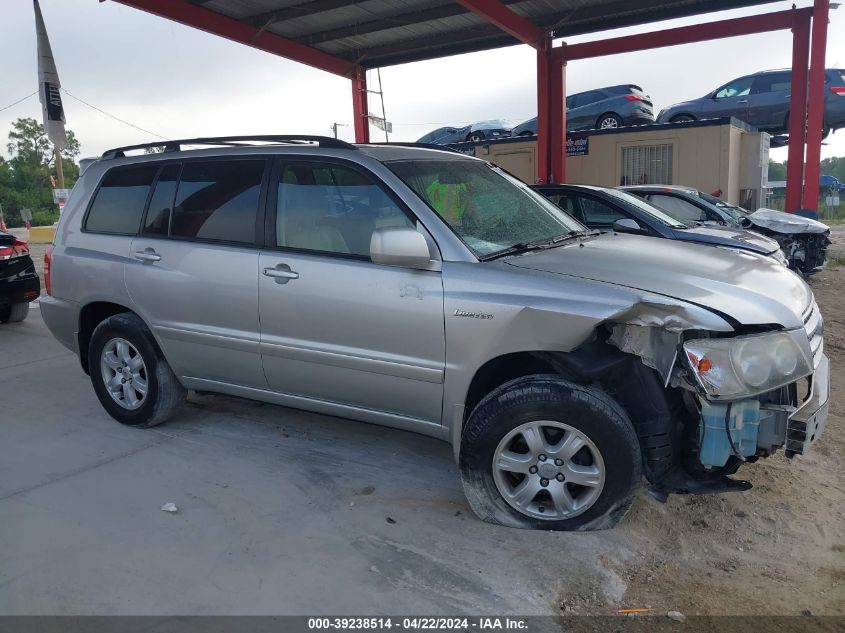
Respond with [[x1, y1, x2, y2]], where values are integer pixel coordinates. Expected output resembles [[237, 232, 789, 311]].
[[683, 330, 812, 399]]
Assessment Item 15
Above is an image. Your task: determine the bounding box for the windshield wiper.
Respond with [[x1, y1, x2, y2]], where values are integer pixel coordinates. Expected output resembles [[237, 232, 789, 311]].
[[481, 230, 589, 261]]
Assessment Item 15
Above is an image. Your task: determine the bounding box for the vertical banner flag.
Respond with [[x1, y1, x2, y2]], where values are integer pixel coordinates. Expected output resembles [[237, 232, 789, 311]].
[[34, 0, 67, 151]]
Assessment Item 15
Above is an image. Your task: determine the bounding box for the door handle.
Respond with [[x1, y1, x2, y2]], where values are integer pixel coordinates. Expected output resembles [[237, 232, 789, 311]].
[[263, 264, 299, 283], [134, 249, 161, 262], [738, 100, 748, 104]]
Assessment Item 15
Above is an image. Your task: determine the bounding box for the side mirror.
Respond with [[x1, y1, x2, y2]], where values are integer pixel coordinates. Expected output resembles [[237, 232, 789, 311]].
[[370, 227, 433, 268], [613, 218, 644, 233]]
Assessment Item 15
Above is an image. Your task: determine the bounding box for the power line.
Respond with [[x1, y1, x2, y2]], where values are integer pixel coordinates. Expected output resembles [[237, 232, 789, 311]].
[[61, 88, 169, 140], [0, 91, 38, 113]]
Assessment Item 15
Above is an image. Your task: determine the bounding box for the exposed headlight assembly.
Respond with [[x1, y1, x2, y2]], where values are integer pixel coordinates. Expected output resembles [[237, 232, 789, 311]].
[[683, 330, 812, 399]]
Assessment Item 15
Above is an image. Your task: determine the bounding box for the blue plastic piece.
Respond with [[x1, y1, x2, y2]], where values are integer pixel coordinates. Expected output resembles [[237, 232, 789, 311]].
[[699, 400, 760, 467]]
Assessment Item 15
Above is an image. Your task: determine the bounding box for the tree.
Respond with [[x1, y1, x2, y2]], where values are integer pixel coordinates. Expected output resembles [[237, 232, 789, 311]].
[[7, 117, 80, 166], [820, 156, 845, 182], [1, 117, 80, 227], [768, 159, 787, 182]]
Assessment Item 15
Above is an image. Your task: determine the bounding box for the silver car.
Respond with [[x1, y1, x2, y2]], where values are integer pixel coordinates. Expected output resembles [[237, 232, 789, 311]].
[[42, 136, 830, 531]]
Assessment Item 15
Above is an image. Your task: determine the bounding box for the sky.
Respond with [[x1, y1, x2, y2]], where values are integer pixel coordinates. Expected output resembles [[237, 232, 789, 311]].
[[1, 0, 844, 163]]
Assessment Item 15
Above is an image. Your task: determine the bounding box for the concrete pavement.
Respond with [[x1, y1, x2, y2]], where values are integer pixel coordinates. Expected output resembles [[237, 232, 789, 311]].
[[0, 308, 631, 615]]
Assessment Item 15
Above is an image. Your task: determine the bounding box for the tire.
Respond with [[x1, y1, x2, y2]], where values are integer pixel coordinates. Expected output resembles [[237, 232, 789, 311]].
[[597, 113, 623, 129], [670, 114, 696, 123], [0, 302, 29, 323], [518, 131, 534, 137], [459, 375, 641, 531], [467, 132, 484, 142], [88, 312, 186, 428]]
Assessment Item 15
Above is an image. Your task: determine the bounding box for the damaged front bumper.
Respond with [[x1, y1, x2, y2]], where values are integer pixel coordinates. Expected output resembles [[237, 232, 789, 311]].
[[786, 353, 830, 456], [693, 299, 829, 469]]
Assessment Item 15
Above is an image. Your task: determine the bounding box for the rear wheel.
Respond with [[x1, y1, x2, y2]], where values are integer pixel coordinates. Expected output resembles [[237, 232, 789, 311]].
[[670, 114, 696, 123], [467, 132, 485, 142], [460, 375, 641, 531], [0, 302, 29, 323], [597, 113, 623, 129], [88, 312, 186, 427]]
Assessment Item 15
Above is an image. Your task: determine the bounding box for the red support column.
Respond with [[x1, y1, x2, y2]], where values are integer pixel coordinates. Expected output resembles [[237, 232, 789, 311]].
[[785, 11, 811, 212], [549, 55, 566, 184], [351, 66, 370, 144], [536, 38, 551, 184], [801, 0, 829, 212]]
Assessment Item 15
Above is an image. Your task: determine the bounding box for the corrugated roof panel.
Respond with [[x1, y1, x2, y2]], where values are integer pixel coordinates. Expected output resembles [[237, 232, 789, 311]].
[[119, 0, 782, 68]]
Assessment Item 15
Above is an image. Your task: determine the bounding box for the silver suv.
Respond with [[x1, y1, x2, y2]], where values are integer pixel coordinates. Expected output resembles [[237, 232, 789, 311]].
[[42, 136, 830, 531]]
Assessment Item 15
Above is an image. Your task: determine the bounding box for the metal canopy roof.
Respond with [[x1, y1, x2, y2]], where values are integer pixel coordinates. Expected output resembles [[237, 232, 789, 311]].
[[178, 0, 779, 68]]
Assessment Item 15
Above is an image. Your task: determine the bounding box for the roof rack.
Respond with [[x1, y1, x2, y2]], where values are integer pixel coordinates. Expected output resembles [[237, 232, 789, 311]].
[[101, 135, 357, 159]]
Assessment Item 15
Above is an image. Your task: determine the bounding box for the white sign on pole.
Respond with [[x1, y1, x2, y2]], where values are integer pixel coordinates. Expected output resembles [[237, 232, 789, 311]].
[[368, 114, 393, 133], [52, 188, 70, 202]]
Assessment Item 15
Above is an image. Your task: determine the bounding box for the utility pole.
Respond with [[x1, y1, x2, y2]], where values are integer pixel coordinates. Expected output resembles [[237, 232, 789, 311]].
[[54, 147, 64, 188]]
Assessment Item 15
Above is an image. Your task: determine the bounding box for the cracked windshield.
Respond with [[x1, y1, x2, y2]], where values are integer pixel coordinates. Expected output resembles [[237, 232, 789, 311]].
[[388, 159, 585, 257]]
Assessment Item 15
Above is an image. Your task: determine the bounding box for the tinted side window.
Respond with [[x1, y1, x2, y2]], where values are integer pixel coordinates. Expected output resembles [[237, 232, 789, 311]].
[[276, 162, 413, 257], [85, 165, 158, 234], [171, 160, 264, 244], [548, 194, 583, 222], [569, 91, 603, 108], [752, 72, 791, 94], [578, 196, 626, 226], [143, 163, 180, 236], [646, 194, 706, 223]]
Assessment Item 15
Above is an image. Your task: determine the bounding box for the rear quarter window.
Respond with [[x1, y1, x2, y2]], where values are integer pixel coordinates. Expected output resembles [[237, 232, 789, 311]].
[[84, 165, 158, 235]]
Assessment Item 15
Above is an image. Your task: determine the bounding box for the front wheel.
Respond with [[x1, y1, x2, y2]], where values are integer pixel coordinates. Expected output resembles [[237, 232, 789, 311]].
[[88, 312, 186, 428], [460, 375, 641, 531], [0, 302, 30, 323], [467, 132, 484, 142]]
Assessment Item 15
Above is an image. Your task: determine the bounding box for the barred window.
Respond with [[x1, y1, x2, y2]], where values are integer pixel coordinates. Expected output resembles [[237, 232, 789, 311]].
[[620, 144, 673, 186]]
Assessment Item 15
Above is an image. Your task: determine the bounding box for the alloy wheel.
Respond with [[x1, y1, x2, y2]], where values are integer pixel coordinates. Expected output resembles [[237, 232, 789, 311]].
[[100, 337, 148, 410], [492, 420, 605, 520]]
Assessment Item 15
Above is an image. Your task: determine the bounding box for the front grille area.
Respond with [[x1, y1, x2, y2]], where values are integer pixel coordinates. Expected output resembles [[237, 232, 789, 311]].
[[803, 300, 824, 368]]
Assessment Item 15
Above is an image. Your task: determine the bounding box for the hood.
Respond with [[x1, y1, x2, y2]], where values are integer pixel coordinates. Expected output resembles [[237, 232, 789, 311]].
[[747, 208, 830, 235], [472, 120, 509, 131], [658, 101, 698, 121], [674, 224, 781, 254], [505, 233, 810, 329]]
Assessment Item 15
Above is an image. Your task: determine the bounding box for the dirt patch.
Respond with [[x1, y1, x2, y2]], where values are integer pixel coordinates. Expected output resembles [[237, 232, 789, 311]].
[[572, 268, 845, 615]]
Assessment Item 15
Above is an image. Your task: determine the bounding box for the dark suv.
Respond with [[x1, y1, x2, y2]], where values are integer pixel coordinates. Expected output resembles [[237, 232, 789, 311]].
[[0, 230, 40, 323], [657, 69, 845, 135], [512, 84, 655, 135]]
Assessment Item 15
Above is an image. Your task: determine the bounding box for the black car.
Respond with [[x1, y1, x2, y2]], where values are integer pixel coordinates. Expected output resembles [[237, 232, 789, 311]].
[[532, 184, 787, 265], [621, 185, 830, 275], [513, 84, 655, 135], [0, 231, 40, 323]]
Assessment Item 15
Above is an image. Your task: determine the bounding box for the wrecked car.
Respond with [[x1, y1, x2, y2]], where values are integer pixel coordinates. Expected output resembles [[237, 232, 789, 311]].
[[532, 183, 788, 266], [622, 185, 831, 275], [41, 137, 829, 531]]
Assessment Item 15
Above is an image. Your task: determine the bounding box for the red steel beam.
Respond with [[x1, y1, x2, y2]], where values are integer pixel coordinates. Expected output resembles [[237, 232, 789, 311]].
[[456, 0, 546, 47], [549, 57, 566, 184], [802, 0, 829, 212], [785, 12, 811, 212], [111, 0, 354, 77], [556, 7, 813, 61], [536, 39, 551, 183], [351, 66, 370, 143]]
